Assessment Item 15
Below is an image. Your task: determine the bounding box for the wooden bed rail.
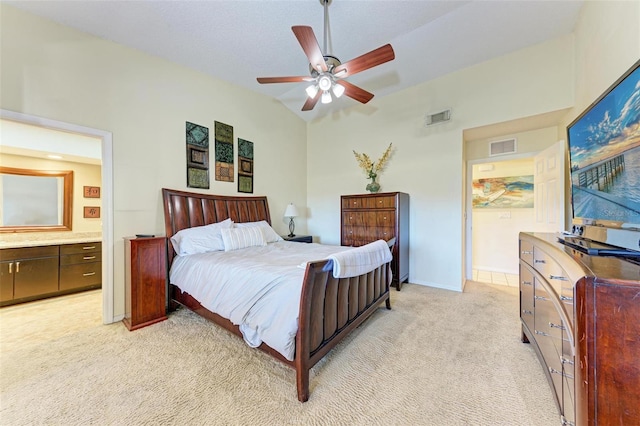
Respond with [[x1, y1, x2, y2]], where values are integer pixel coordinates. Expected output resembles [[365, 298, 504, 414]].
[[295, 259, 391, 402]]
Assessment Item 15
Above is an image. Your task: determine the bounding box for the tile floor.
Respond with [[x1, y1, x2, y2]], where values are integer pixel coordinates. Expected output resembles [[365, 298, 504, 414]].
[[472, 269, 519, 287]]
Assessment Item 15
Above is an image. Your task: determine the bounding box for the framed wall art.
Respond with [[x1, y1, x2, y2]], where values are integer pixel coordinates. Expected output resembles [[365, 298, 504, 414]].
[[185, 121, 210, 189], [83, 186, 100, 198], [237, 138, 254, 193], [215, 121, 234, 182], [472, 175, 534, 208], [83, 206, 100, 218]]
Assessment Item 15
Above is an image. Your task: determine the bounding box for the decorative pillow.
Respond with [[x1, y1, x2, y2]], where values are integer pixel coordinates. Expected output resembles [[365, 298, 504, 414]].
[[221, 226, 268, 251], [235, 220, 283, 243], [170, 218, 233, 256]]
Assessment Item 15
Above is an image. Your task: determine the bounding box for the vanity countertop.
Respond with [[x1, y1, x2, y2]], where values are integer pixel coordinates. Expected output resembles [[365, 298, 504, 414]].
[[0, 232, 102, 250]]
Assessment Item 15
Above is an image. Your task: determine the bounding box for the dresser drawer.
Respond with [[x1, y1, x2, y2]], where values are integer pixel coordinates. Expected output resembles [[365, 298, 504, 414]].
[[60, 262, 102, 290], [60, 252, 100, 265], [60, 242, 101, 255], [520, 265, 535, 332], [0, 245, 59, 261], [533, 247, 569, 295], [520, 239, 534, 266]]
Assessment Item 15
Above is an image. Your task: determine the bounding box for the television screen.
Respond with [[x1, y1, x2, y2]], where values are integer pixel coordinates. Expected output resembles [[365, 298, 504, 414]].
[[567, 60, 640, 230]]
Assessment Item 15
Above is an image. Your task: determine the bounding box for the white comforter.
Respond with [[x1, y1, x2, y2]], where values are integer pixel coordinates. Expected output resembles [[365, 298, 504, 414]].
[[169, 241, 350, 361]]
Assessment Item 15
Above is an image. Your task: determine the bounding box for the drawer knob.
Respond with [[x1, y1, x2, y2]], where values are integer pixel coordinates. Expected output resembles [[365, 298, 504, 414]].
[[522, 309, 533, 315], [535, 330, 551, 337], [549, 322, 566, 330], [83, 272, 96, 277], [521, 250, 533, 254], [83, 256, 96, 260], [560, 295, 573, 302], [534, 296, 547, 301], [522, 280, 532, 286], [561, 357, 574, 366], [534, 259, 546, 264], [83, 246, 96, 250]]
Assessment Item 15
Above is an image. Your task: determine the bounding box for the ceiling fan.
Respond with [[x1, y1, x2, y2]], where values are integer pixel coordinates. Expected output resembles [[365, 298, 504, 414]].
[[256, 0, 395, 111]]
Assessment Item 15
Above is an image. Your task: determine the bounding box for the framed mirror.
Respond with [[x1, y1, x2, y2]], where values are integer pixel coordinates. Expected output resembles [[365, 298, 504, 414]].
[[0, 166, 73, 232]]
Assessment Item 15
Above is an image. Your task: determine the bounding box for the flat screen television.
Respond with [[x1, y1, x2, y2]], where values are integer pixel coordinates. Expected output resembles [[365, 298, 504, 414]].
[[566, 59, 640, 253]]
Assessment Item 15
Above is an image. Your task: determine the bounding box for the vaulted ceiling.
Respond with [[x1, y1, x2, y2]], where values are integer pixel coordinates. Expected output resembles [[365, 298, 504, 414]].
[[5, 0, 583, 122]]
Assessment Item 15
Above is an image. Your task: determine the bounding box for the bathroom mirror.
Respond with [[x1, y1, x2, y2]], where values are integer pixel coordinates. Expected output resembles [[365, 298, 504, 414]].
[[0, 166, 73, 232]]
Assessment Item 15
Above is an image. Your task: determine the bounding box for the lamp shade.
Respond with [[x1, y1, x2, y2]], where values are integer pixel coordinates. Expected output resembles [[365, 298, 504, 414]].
[[284, 203, 299, 218]]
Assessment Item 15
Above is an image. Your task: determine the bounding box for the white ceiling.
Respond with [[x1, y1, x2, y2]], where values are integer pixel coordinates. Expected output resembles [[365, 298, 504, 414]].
[[5, 0, 583, 122]]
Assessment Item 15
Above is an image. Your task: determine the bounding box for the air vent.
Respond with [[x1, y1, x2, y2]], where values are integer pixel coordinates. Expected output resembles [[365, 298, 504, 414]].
[[425, 109, 451, 126], [489, 138, 517, 157]]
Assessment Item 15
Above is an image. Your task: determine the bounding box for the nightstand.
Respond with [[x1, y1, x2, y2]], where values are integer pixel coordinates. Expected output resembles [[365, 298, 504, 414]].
[[123, 236, 168, 331], [282, 235, 313, 243]]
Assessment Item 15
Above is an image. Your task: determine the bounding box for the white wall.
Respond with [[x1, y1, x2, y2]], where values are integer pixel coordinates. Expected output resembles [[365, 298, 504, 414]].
[[0, 4, 307, 319], [307, 36, 575, 291]]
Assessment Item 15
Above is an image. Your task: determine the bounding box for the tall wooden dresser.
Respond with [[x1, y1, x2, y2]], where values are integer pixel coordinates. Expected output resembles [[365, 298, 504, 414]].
[[519, 232, 640, 425], [341, 192, 409, 290]]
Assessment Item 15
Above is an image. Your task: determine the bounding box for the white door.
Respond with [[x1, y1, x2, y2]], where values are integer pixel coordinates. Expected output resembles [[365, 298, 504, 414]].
[[534, 140, 565, 232]]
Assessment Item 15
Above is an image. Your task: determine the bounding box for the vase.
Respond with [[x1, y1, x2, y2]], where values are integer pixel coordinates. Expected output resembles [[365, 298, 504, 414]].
[[366, 176, 381, 193]]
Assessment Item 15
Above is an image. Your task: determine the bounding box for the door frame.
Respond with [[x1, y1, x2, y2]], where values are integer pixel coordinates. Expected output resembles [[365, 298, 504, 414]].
[[463, 152, 534, 286], [1, 109, 115, 324]]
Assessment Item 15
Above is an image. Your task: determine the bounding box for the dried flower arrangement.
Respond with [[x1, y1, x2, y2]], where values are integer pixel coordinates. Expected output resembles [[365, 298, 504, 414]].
[[353, 143, 393, 179], [352, 143, 393, 193]]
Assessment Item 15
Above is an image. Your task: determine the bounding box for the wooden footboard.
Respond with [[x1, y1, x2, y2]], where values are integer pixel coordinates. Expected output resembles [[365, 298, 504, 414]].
[[170, 258, 391, 402], [296, 258, 391, 402]]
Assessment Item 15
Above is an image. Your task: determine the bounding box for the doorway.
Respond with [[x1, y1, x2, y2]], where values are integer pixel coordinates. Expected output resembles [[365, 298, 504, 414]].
[[469, 156, 534, 287], [0, 109, 114, 323]]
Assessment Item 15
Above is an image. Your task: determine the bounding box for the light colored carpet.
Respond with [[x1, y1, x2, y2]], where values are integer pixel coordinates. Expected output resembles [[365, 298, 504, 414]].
[[0, 283, 558, 425]]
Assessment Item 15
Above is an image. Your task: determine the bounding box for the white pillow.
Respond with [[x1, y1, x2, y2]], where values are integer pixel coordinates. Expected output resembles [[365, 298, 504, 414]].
[[235, 220, 283, 243], [221, 226, 267, 251], [170, 218, 233, 256]]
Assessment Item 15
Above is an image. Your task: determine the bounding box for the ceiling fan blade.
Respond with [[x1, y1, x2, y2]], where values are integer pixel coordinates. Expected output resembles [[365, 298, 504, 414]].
[[301, 91, 321, 111], [333, 44, 395, 78], [338, 80, 374, 104], [257, 76, 313, 84], [292, 26, 328, 73]]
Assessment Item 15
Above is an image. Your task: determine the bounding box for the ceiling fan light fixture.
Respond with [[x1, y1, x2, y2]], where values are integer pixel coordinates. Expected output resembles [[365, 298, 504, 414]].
[[318, 74, 332, 91], [305, 84, 319, 98], [332, 83, 345, 98], [321, 90, 332, 104]]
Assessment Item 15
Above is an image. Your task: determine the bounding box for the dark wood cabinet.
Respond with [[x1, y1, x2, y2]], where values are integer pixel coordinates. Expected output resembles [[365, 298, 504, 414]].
[[59, 242, 102, 291], [519, 232, 640, 425], [0, 246, 60, 304], [341, 192, 409, 290], [123, 236, 167, 331], [0, 242, 101, 306]]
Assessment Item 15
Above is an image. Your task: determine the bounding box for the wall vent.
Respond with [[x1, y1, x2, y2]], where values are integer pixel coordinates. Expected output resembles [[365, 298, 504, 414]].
[[425, 109, 451, 126], [489, 138, 517, 157]]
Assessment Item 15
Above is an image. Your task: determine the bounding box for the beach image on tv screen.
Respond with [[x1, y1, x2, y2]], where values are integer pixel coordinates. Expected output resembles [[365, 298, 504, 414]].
[[568, 64, 640, 226]]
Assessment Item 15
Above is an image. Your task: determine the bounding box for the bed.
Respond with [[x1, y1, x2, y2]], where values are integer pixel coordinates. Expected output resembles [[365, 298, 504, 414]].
[[162, 188, 393, 402]]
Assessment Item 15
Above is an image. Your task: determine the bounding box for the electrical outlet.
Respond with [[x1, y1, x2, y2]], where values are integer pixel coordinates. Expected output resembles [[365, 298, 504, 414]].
[[499, 212, 511, 219]]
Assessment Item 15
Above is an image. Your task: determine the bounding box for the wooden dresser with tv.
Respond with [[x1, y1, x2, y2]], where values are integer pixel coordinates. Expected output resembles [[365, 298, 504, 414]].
[[519, 232, 640, 425]]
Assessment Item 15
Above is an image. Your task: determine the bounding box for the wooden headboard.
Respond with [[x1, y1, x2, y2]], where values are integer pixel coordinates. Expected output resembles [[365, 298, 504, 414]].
[[162, 188, 272, 260]]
